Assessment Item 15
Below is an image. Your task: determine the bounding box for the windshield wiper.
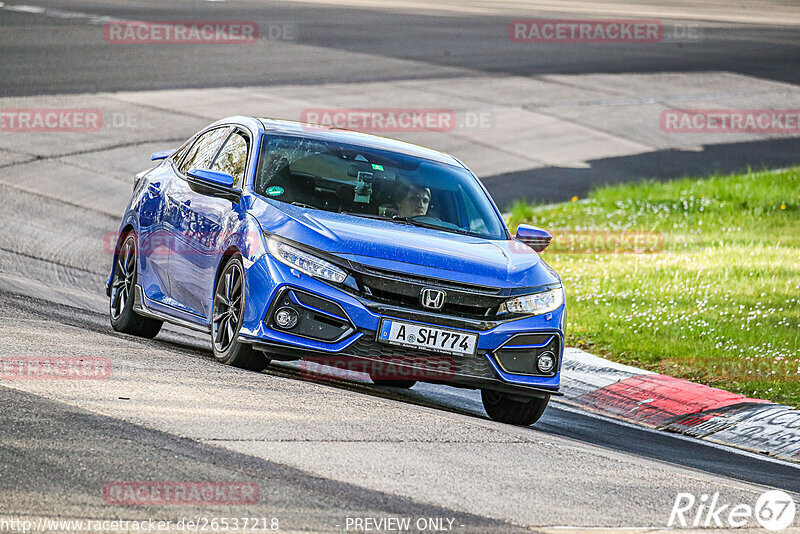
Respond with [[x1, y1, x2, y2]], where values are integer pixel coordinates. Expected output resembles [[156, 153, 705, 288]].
[[340, 212, 478, 237], [291, 202, 319, 210], [390, 216, 478, 236], [339, 211, 395, 221]]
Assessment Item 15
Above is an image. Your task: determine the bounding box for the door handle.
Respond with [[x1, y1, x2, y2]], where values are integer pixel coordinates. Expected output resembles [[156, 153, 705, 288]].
[[179, 200, 192, 213], [147, 182, 161, 196]]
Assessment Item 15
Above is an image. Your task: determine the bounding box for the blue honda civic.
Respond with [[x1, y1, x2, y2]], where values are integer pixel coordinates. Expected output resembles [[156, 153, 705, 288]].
[[107, 116, 565, 425]]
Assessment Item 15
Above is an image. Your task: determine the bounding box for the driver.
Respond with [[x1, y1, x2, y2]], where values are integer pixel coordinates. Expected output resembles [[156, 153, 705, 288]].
[[394, 180, 431, 218]]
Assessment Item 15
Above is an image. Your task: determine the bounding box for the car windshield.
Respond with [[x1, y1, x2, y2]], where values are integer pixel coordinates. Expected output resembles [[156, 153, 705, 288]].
[[253, 134, 507, 240]]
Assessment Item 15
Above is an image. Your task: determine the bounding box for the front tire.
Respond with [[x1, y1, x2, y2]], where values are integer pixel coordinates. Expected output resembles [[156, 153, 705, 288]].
[[109, 232, 162, 338], [211, 255, 270, 371], [481, 389, 549, 426]]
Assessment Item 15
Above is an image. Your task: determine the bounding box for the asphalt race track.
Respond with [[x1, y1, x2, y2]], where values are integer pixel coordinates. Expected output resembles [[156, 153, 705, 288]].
[[3, 0, 800, 204], [1, 1, 799, 531]]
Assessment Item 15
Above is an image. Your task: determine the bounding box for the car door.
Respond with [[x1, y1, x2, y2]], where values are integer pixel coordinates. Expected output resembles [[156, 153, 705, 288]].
[[136, 141, 191, 305], [168, 126, 254, 319], [191, 129, 251, 320], [163, 126, 233, 317]]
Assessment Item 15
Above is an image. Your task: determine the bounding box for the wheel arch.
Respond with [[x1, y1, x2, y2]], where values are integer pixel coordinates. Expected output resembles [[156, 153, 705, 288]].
[[212, 246, 242, 302], [106, 224, 137, 297], [117, 224, 136, 244]]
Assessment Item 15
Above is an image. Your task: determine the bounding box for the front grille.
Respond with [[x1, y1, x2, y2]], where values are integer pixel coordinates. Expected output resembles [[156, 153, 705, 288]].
[[357, 265, 502, 295], [344, 335, 497, 380], [350, 265, 506, 319]]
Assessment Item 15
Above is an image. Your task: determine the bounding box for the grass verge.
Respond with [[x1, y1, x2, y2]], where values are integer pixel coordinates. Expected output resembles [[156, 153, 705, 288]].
[[508, 167, 800, 407]]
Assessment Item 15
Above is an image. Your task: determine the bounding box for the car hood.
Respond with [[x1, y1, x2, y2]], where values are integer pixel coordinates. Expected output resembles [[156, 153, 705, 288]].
[[249, 199, 560, 289]]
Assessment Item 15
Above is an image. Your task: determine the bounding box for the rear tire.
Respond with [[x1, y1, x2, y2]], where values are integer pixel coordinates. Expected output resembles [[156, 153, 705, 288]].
[[211, 255, 270, 372], [481, 389, 549, 426], [109, 232, 162, 339]]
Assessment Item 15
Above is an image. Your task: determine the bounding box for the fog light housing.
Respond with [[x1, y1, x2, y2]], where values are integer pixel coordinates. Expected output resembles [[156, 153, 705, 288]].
[[274, 307, 299, 329], [537, 351, 555, 374]]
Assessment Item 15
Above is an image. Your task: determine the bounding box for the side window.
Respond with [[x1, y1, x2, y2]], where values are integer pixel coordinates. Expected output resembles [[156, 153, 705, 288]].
[[211, 132, 249, 188], [179, 127, 232, 175], [170, 138, 193, 167]]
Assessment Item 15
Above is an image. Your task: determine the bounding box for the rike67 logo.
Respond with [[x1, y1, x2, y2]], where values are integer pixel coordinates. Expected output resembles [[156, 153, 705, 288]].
[[669, 490, 796, 531]]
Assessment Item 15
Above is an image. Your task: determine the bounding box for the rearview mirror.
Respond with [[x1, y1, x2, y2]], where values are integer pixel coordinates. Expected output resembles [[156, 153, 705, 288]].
[[185, 168, 241, 202], [151, 149, 175, 161], [515, 224, 552, 252]]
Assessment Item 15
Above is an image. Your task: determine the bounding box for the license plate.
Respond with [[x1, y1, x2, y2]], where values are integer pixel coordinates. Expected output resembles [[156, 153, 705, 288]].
[[377, 319, 477, 356]]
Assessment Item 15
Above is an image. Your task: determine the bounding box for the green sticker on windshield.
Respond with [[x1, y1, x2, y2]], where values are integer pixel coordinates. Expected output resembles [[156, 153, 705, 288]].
[[371, 164, 384, 171], [266, 186, 284, 197]]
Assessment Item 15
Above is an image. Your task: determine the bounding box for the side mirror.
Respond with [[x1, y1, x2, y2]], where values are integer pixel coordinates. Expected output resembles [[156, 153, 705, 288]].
[[151, 149, 175, 161], [187, 168, 234, 187], [515, 224, 552, 252], [185, 168, 241, 202]]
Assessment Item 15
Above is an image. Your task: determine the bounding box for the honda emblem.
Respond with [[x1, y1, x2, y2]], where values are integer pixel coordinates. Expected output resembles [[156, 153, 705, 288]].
[[420, 288, 446, 310]]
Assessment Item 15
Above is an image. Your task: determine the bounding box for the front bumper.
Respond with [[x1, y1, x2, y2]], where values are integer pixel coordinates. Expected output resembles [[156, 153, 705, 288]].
[[237, 252, 565, 397]]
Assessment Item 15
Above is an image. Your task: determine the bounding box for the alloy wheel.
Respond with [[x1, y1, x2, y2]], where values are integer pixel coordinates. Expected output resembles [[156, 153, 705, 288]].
[[212, 262, 244, 353], [110, 235, 136, 320]]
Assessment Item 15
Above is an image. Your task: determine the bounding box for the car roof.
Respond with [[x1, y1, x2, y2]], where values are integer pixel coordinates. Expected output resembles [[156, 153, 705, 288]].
[[252, 117, 464, 167]]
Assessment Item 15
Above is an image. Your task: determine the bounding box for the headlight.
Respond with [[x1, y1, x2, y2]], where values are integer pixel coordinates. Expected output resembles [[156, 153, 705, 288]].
[[267, 237, 347, 284], [499, 287, 563, 316]]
